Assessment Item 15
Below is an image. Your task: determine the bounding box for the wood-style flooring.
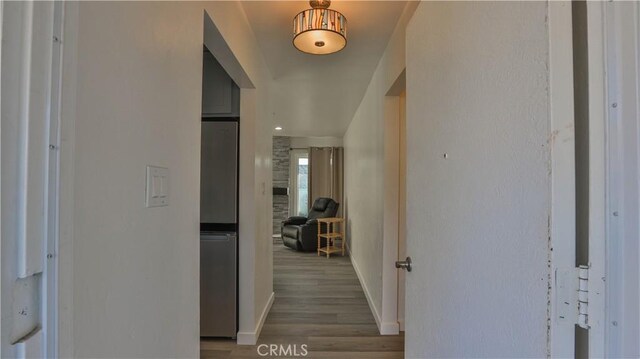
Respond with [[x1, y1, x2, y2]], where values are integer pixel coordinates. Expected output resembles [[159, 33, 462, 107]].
[[200, 238, 404, 358]]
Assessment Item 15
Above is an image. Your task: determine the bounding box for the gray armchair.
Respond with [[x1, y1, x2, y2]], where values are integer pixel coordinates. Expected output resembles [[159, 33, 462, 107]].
[[281, 198, 339, 251]]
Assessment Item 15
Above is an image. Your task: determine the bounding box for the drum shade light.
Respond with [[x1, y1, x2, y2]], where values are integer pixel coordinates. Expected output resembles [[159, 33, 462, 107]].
[[293, 0, 347, 55]]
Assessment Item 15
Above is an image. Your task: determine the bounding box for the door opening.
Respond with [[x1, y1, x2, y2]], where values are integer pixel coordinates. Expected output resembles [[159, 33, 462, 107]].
[[200, 16, 241, 341]]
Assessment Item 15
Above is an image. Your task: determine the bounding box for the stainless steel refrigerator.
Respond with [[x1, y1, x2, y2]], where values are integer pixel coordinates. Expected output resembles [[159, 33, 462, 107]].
[[200, 120, 238, 338]]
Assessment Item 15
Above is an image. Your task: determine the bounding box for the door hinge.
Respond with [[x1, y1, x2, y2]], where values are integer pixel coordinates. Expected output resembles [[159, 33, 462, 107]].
[[555, 265, 590, 329], [577, 265, 589, 329]]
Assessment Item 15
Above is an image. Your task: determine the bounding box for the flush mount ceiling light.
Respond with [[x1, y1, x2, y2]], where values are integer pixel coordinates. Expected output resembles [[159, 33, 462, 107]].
[[292, 0, 347, 55], [275, 126, 283, 131]]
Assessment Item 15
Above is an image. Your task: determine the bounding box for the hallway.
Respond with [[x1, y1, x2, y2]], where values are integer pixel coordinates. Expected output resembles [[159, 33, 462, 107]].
[[8, 1, 640, 357], [200, 239, 404, 358]]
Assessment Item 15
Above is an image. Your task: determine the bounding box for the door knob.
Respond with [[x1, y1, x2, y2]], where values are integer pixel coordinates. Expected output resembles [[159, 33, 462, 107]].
[[395, 257, 412, 272]]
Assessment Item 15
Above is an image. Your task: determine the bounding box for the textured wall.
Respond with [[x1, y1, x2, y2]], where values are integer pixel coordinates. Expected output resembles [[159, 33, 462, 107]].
[[343, 82, 385, 324], [272, 136, 290, 234], [343, 2, 416, 333], [404, 2, 549, 357]]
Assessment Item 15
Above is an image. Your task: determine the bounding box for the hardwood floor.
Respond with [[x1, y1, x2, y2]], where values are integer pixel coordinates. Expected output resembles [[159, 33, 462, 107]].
[[200, 239, 404, 358]]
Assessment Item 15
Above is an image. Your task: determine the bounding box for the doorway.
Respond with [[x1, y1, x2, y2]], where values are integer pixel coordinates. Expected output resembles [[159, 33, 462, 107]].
[[199, 8, 269, 348]]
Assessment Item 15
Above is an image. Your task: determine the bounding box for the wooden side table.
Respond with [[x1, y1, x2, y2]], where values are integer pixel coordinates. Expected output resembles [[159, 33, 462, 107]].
[[317, 217, 345, 258]]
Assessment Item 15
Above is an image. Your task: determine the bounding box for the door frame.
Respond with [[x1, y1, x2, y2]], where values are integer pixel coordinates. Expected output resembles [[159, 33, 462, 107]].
[[584, 1, 607, 356], [548, 1, 608, 356], [396, 89, 407, 332], [45, 1, 65, 357], [603, 1, 640, 356], [1, 1, 62, 356], [379, 70, 406, 336]]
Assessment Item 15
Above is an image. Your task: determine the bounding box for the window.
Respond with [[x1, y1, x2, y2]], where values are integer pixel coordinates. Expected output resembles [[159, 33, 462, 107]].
[[290, 150, 309, 217], [296, 157, 309, 216]]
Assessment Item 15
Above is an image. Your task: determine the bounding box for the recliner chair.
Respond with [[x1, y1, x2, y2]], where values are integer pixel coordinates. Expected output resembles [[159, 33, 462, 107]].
[[281, 198, 339, 251]]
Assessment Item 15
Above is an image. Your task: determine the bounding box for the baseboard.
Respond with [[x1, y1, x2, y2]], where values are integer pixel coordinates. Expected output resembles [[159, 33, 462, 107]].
[[347, 246, 383, 333], [236, 291, 275, 345], [380, 321, 400, 335]]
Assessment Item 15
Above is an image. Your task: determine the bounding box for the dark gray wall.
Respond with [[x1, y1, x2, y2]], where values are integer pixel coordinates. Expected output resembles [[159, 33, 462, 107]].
[[273, 136, 290, 234]]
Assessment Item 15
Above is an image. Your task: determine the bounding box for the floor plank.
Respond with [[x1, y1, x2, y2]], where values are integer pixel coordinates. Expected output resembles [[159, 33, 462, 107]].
[[201, 239, 404, 358]]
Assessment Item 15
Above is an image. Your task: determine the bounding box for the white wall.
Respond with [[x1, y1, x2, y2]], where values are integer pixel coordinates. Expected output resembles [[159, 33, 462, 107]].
[[289, 136, 343, 148], [404, 2, 550, 357], [59, 2, 273, 357], [342, 2, 417, 334], [201, 2, 274, 345]]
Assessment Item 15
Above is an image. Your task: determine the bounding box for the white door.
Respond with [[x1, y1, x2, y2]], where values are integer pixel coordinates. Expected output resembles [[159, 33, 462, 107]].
[[403, 2, 557, 357]]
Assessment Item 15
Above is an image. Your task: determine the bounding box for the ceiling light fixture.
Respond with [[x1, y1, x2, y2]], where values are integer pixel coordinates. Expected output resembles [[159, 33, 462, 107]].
[[292, 0, 347, 55], [275, 126, 283, 131]]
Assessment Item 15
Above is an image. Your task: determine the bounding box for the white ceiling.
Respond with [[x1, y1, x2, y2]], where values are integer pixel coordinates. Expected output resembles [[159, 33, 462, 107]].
[[241, 1, 407, 137]]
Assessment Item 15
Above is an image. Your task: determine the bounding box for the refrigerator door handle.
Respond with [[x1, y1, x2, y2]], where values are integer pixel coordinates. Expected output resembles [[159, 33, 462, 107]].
[[201, 233, 235, 241]]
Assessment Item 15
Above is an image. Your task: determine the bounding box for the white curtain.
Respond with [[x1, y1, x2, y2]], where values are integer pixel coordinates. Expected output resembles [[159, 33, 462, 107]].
[[309, 147, 344, 217]]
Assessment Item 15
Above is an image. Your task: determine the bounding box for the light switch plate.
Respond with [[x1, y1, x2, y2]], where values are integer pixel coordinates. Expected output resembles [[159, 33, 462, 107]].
[[146, 166, 169, 207]]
